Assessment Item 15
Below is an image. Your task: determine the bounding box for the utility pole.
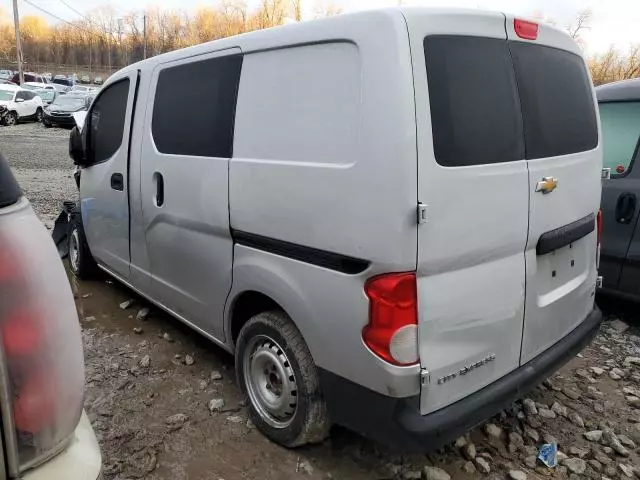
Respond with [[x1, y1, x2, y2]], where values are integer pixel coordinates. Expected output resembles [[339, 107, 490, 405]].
[[11, 0, 24, 84], [143, 14, 147, 60]]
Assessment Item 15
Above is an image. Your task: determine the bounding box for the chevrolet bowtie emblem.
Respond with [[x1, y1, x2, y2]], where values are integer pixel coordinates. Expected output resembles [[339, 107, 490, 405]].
[[535, 176, 558, 194]]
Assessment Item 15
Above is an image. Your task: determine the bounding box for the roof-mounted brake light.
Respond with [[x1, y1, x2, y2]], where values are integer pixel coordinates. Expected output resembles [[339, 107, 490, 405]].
[[514, 19, 538, 40]]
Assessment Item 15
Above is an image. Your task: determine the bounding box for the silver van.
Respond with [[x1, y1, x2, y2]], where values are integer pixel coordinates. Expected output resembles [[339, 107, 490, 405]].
[[66, 7, 603, 451]]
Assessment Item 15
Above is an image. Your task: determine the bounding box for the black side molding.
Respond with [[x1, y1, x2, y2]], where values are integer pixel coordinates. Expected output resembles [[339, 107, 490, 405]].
[[232, 230, 370, 275], [536, 213, 595, 256]]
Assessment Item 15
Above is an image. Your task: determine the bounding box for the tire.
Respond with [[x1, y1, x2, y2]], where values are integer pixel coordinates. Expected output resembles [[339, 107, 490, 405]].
[[35, 108, 43, 122], [43, 120, 51, 128], [68, 218, 99, 279], [236, 311, 330, 448], [3, 111, 17, 126]]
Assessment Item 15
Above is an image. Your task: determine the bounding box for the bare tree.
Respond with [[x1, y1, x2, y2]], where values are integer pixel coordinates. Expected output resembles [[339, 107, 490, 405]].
[[291, 0, 303, 22], [566, 8, 592, 42], [313, 0, 343, 19]]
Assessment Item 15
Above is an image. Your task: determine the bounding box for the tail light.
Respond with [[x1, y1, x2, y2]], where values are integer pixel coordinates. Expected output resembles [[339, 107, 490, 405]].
[[0, 215, 85, 473], [363, 272, 419, 366], [596, 209, 603, 269]]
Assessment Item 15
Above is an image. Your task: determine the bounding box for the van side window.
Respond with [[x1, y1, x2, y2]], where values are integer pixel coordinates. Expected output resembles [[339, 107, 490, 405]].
[[424, 36, 524, 167], [233, 43, 360, 165], [510, 43, 598, 159], [151, 55, 243, 158], [599, 102, 640, 176], [88, 79, 130, 164]]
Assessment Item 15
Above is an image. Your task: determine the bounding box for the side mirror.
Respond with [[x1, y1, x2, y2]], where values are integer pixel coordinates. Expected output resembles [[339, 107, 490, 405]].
[[69, 126, 86, 166]]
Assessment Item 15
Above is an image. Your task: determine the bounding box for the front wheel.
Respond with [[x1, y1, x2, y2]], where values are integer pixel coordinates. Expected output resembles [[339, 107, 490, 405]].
[[3, 111, 17, 126], [68, 219, 99, 279], [235, 311, 330, 448], [35, 108, 43, 122]]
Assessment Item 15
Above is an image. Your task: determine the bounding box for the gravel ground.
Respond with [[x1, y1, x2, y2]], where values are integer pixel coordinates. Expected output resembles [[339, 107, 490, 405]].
[[3, 122, 640, 480], [0, 122, 77, 228]]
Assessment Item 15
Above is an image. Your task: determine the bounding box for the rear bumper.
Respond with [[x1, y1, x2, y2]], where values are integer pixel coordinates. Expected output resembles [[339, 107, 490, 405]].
[[319, 306, 602, 452], [23, 411, 102, 480]]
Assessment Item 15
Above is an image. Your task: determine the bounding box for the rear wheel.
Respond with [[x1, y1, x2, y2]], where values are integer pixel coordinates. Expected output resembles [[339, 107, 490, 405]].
[[236, 311, 330, 447], [35, 108, 43, 122], [3, 111, 17, 126], [68, 219, 99, 279]]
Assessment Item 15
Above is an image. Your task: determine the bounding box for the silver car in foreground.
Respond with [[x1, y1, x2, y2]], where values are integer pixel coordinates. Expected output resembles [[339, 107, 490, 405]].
[[0, 153, 102, 479]]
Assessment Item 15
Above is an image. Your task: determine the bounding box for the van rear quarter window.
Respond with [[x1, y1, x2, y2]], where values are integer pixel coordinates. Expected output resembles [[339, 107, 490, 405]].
[[424, 36, 597, 167], [151, 54, 242, 158]]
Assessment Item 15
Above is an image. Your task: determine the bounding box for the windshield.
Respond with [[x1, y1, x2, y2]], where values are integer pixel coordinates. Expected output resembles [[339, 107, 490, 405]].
[[0, 90, 14, 101], [53, 96, 84, 107]]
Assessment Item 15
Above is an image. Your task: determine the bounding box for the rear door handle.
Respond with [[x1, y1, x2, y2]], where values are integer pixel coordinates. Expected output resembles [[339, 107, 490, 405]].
[[154, 172, 164, 207], [110, 173, 124, 191], [616, 192, 636, 224]]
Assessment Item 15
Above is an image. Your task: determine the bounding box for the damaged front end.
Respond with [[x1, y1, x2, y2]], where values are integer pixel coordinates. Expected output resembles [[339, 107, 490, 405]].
[[52, 112, 84, 258], [52, 200, 80, 258]]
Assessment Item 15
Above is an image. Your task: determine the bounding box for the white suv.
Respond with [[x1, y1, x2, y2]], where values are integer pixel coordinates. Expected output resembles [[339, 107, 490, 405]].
[[0, 85, 44, 125], [0, 153, 102, 479]]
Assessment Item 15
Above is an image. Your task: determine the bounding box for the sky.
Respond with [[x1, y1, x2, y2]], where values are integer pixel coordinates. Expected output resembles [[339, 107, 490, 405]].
[[0, 0, 637, 54]]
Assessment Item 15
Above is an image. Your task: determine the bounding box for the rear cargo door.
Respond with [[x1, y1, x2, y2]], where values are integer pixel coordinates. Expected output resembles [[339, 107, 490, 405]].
[[504, 17, 601, 364], [404, 10, 530, 414]]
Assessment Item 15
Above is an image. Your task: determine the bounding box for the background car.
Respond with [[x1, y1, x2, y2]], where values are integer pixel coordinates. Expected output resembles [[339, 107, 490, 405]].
[[43, 92, 92, 128], [51, 83, 70, 94], [597, 78, 640, 301], [0, 151, 102, 480], [52, 77, 75, 89], [80, 75, 90, 84], [0, 69, 11, 81], [70, 85, 96, 93], [9, 72, 45, 85], [35, 89, 57, 106], [93, 76, 103, 85], [22, 81, 55, 91], [0, 84, 44, 125]]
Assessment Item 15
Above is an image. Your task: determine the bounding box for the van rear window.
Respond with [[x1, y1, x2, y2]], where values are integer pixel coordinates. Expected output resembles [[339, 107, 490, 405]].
[[424, 36, 524, 167], [424, 36, 597, 167], [510, 42, 598, 159]]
